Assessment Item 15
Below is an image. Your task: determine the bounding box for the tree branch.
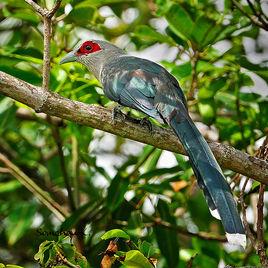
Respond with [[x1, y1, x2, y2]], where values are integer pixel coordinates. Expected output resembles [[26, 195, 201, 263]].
[[231, 0, 268, 31], [42, 16, 52, 91], [0, 71, 268, 184], [25, 0, 62, 91], [25, 0, 46, 16]]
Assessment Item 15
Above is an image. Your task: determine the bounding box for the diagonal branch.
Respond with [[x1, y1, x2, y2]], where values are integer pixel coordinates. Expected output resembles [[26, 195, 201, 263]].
[[231, 0, 268, 30], [0, 153, 68, 221], [47, 0, 62, 18], [0, 71, 268, 184], [25, 0, 46, 16]]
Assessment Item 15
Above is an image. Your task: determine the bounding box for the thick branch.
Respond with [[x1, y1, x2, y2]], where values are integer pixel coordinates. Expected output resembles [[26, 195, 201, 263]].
[[0, 71, 268, 184]]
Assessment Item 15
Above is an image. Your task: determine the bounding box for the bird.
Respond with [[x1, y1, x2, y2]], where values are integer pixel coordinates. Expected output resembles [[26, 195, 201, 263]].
[[60, 40, 246, 248]]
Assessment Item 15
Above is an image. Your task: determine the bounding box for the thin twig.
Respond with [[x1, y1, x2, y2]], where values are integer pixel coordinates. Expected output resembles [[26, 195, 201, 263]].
[[42, 16, 52, 91], [231, 0, 268, 30], [25, 0, 62, 90], [187, 254, 197, 268], [0, 167, 10, 173], [239, 177, 255, 245], [188, 50, 199, 100], [140, 213, 227, 242], [246, 0, 268, 28], [56, 246, 80, 268], [24, 0, 46, 16], [235, 85, 246, 146], [47, 0, 62, 18], [42, 1, 62, 90], [256, 183, 268, 267], [239, 136, 268, 264], [71, 135, 80, 207], [230, 173, 241, 191], [255, 136, 268, 267], [50, 121, 76, 211]]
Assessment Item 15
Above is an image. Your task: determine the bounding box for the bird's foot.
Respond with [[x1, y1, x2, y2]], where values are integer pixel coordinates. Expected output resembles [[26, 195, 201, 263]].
[[139, 117, 152, 132], [112, 105, 126, 123]]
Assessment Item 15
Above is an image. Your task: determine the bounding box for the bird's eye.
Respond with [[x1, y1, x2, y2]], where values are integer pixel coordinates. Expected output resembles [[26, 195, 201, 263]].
[[85, 45, 92, 51]]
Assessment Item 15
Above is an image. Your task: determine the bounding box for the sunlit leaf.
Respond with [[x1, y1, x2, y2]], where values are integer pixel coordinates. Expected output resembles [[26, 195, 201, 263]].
[[165, 3, 194, 40], [154, 200, 179, 267], [122, 250, 152, 268], [5, 202, 37, 245], [101, 229, 130, 240]]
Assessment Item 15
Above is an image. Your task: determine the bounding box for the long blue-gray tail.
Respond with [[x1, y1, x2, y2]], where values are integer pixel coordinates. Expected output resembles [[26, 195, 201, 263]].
[[161, 104, 246, 247]]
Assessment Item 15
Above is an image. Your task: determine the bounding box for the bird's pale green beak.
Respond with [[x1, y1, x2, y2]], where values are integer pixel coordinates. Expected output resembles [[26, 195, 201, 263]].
[[60, 51, 77, 64]]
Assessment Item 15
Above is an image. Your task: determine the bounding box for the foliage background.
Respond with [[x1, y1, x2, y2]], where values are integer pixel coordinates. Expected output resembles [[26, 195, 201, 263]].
[[0, 0, 268, 267]]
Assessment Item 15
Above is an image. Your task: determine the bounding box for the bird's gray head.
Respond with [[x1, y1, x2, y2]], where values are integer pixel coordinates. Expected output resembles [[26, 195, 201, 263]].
[[60, 40, 125, 79]]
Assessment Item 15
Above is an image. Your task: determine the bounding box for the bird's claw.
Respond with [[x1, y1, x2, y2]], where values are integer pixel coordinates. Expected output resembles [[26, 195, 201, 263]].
[[112, 106, 152, 133], [140, 117, 152, 132], [112, 105, 125, 123]]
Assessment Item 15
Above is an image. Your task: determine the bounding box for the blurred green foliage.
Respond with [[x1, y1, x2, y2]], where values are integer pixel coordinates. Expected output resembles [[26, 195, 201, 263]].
[[0, 0, 268, 267]]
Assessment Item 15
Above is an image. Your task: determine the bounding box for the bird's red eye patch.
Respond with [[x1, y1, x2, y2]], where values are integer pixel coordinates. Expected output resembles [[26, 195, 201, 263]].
[[76, 41, 101, 55]]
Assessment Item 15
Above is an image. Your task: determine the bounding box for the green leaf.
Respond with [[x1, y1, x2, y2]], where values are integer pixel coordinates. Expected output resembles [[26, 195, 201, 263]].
[[133, 25, 175, 45], [72, 0, 134, 7], [106, 156, 137, 211], [192, 238, 221, 265], [198, 100, 216, 125], [101, 229, 130, 240], [0, 66, 41, 85], [6, 265, 25, 268], [251, 181, 260, 191], [138, 241, 160, 258], [137, 183, 173, 194], [139, 166, 181, 180], [60, 202, 92, 231], [198, 77, 227, 100], [5, 202, 37, 245], [165, 4, 194, 40], [0, 180, 21, 193], [171, 62, 192, 79], [3, 8, 40, 24], [66, 3, 96, 25], [239, 56, 268, 82], [191, 17, 213, 45], [202, 24, 222, 47], [34, 241, 54, 264], [154, 200, 179, 267], [35, 239, 89, 268], [122, 250, 152, 268], [107, 172, 130, 211]]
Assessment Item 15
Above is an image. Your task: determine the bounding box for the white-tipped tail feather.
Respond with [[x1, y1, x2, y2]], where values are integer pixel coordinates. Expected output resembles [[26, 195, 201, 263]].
[[226, 233, 247, 249], [209, 208, 221, 220]]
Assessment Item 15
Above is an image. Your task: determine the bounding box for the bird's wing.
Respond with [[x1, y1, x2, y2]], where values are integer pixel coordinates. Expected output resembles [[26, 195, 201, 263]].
[[102, 56, 187, 121]]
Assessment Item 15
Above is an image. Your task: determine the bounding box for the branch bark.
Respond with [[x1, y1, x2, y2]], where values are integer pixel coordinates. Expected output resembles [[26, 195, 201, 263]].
[[0, 71, 268, 184]]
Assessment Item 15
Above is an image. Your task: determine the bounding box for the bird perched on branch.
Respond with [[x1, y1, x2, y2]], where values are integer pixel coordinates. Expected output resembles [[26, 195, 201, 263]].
[[60, 40, 246, 248]]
